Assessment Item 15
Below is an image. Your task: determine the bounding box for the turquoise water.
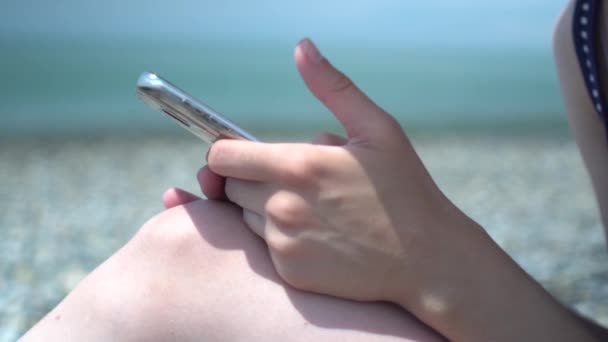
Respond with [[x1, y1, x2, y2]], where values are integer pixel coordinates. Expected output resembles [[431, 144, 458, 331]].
[[0, 1, 570, 137], [0, 37, 566, 137]]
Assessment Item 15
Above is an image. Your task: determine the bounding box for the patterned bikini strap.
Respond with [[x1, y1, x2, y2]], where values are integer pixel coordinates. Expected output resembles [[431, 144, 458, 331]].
[[572, 0, 608, 136]]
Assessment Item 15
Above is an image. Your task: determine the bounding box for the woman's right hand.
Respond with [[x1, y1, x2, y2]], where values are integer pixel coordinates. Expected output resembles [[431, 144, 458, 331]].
[[172, 37, 598, 342], [197, 38, 475, 306]]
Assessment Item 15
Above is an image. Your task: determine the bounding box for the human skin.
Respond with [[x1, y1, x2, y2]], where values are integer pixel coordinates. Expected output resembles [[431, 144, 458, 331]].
[[21, 200, 445, 341], [21, 1, 608, 340], [551, 2, 608, 336], [554, 0, 608, 233], [187, 38, 600, 341]]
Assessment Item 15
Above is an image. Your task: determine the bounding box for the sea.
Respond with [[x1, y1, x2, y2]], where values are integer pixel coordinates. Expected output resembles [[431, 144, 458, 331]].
[[0, 0, 570, 138]]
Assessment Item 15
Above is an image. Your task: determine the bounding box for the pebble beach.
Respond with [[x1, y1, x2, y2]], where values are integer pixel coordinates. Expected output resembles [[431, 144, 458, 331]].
[[1, 133, 608, 340]]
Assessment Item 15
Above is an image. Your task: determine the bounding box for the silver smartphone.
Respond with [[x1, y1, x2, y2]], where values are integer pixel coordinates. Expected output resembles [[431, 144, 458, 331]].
[[136, 71, 258, 143]]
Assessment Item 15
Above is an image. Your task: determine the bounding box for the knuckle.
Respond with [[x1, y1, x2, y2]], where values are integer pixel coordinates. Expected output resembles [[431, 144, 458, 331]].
[[265, 192, 309, 229], [380, 112, 400, 129], [369, 112, 408, 145], [280, 149, 323, 185], [331, 71, 355, 94], [380, 113, 405, 135]]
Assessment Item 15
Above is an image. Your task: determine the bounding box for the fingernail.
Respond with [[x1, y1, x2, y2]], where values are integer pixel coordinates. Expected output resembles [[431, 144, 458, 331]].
[[205, 148, 210, 163], [300, 38, 323, 65]]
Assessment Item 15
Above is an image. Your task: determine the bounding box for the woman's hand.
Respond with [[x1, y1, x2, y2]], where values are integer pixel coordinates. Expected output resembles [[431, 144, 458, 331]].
[[166, 38, 599, 342], [198, 38, 476, 304]]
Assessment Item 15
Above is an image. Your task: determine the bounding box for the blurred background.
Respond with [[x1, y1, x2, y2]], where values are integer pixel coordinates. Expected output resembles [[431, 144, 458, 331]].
[[2, 0, 569, 136], [2, 0, 608, 340]]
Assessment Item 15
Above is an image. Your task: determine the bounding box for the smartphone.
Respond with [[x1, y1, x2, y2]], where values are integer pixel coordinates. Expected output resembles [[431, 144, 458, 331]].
[[136, 71, 259, 144]]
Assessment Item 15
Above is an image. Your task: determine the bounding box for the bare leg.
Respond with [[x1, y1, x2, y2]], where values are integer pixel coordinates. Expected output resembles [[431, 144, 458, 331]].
[[21, 200, 444, 341]]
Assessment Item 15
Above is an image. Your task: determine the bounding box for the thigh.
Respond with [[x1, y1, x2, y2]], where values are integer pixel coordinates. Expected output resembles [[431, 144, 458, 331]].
[[22, 200, 444, 342]]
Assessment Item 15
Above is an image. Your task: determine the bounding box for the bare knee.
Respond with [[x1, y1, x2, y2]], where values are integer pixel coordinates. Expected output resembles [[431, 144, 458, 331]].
[[105, 199, 264, 304], [131, 199, 268, 273], [23, 200, 444, 341], [68, 200, 264, 340]]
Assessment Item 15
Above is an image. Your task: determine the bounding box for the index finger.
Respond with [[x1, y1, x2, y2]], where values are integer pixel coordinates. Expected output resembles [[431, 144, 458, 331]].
[[207, 139, 295, 182]]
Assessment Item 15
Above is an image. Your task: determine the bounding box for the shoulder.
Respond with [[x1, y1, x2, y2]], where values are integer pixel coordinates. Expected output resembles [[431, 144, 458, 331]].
[[553, 1, 575, 67]]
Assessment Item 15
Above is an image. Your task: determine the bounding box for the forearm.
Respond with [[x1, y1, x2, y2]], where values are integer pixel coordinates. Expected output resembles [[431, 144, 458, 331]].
[[414, 3, 608, 336], [397, 216, 597, 342]]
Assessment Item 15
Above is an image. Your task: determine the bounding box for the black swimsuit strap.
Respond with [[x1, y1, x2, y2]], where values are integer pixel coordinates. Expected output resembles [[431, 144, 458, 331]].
[[572, 0, 608, 136]]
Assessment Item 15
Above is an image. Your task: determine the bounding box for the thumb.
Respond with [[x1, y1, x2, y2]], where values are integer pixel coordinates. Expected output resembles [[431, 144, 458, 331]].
[[295, 38, 397, 142]]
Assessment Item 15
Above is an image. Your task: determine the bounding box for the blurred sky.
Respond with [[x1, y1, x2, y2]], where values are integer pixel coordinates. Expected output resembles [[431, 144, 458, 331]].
[[2, 0, 566, 46]]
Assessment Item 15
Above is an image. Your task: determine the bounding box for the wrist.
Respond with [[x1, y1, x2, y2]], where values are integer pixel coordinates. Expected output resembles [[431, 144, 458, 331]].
[[388, 199, 484, 307], [393, 213, 596, 341], [393, 209, 489, 310]]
